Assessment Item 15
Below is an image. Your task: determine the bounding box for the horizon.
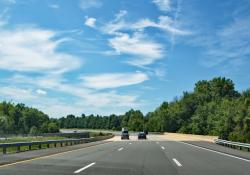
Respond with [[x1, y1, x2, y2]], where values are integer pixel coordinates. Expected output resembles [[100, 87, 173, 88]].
[[0, 0, 250, 118]]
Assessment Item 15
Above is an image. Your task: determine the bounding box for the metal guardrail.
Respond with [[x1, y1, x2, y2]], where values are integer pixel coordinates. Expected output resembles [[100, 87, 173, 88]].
[[214, 139, 250, 151], [0, 134, 113, 154], [0, 132, 90, 139]]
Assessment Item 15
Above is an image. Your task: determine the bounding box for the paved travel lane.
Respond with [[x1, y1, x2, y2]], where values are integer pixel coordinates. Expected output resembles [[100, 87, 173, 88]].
[[0, 135, 249, 175], [0, 141, 126, 175], [158, 141, 250, 175], [81, 141, 179, 175]]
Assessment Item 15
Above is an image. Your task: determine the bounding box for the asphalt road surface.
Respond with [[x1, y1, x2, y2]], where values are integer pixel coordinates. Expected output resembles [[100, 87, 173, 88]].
[[0, 135, 249, 175]]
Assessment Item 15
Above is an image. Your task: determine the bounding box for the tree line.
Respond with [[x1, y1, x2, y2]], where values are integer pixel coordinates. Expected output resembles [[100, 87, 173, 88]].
[[58, 77, 250, 143], [0, 102, 59, 135], [1, 77, 249, 143]]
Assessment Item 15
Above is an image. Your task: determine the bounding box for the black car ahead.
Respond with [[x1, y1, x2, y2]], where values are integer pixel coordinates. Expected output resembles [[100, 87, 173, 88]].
[[138, 132, 147, 139], [121, 130, 129, 140]]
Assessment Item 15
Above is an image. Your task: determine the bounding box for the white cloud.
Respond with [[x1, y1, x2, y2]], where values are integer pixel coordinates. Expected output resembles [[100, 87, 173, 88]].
[[85, 17, 96, 28], [133, 16, 190, 35], [49, 4, 59, 9], [109, 33, 164, 66], [0, 27, 81, 73], [1, 74, 143, 116], [189, 17, 250, 67], [103, 14, 190, 36], [0, 86, 35, 101], [36, 89, 47, 95], [101, 10, 190, 67], [114, 10, 127, 22], [0, 8, 149, 117], [152, 0, 171, 12], [80, 72, 148, 89], [79, 0, 102, 10], [2, 0, 16, 4], [0, 8, 9, 27]]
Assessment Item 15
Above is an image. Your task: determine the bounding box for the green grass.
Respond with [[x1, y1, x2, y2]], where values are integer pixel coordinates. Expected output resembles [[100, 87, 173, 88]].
[[0, 136, 67, 144], [0, 142, 69, 154], [60, 128, 116, 133], [0, 133, 113, 154], [0, 136, 68, 154]]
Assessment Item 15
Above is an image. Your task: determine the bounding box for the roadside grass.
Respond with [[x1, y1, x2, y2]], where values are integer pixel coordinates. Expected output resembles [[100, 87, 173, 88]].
[[0, 136, 67, 144], [0, 133, 112, 154], [61, 128, 116, 133], [0, 136, 67, 154]]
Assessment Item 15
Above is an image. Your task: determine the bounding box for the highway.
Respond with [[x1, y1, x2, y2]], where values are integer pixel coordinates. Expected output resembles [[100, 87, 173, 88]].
[[0, 135, 249, 175]]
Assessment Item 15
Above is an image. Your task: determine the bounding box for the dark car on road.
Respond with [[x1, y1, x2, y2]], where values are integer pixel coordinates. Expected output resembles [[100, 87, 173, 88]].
[[121, 130, 129, 140], [138, 132, 147, 139]]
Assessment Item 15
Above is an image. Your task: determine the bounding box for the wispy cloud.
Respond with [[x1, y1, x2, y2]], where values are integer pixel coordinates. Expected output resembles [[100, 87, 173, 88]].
[[79, 0, 102, 10], [80, 72, 148, 89], [85, 17, 96, 28], [152, 0, 171, 12], [189, 17, 250, 67], [49, 4, 60, 9], [36, 89, 47, 95], [1, 0, 16, 5], [109, 33, 164, 66], [102, 12, 190, 36], [0, 27, 81, 73], [0, 8, 9, 27], [1, 73, 143, 116], [101, 10, 190, 67]]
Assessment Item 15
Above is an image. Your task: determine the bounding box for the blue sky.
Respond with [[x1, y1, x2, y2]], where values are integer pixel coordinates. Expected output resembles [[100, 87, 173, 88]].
[[0, 0, 250, 117]]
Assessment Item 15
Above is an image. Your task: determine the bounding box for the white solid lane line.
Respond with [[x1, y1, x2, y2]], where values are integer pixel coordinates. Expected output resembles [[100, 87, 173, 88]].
[[178, 141, 250, 162], [129, 143, 132, 145], [161, 146, 165, 150], [173, 158, 182, 167], [118, 147, 124, 151], [74, 162, 96, 174]]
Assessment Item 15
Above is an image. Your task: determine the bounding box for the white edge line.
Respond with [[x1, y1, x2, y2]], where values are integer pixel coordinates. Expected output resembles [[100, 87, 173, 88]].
[[173, 158, 182, 167], [118, 147, 124, 151], [161, 146, 165, 150], [178, 141, 250, 162], [74, 162, 96, 174]]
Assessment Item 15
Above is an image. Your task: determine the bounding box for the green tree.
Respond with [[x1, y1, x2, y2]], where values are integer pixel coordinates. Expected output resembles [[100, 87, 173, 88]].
[[47, 122, 59, 133]]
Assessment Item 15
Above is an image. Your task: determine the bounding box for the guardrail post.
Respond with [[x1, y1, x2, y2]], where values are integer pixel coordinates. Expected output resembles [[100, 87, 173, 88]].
[[0, 134, 113, 155], [3, 147, 6, 154]]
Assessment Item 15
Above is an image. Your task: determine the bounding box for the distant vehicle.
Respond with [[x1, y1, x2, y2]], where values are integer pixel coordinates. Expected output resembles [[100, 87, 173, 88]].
[[143, 130, 148, 135], [121, 129, 129, 140], [138, 132, 147, 139], [73, 130, 77, 133]]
